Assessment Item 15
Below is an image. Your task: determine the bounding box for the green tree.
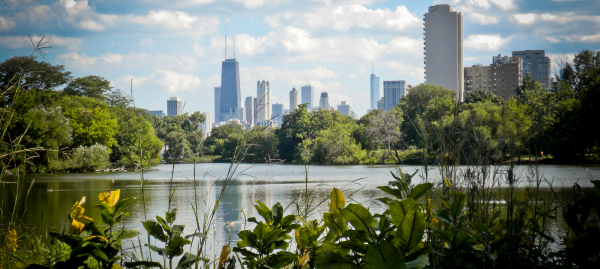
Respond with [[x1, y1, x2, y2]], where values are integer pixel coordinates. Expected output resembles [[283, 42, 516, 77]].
[[464, 89, 504, 105], [0, 56, 72, 90], [163, 130, 191, 161], [105, 89, 130, 107], [63, 75, 113, 100], [60, 96, 118, 149], [110, 108, 164, 169], [299, 123, 361, 164], [276, 104, 311, 163]]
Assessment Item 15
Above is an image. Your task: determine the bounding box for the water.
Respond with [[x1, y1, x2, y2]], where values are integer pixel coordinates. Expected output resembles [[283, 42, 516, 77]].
[[1, 163, 598, 262]]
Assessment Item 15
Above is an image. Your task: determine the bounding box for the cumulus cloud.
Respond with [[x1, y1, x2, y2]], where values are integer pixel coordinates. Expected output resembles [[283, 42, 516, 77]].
[[513, 13, 536, 25], [469, 13, 499, 24], [579, 34, 600, 43], [56, 52, 197, 71], [140, 38, 154, 46], [78, 20, 104, 31], [115, 70, 201, 93], [0, 34, 83, 50], [489, 0, 515, 10], [265, 4, 419, 32], [464, 34, 508, 51], [193, 44, 205, 57], [0, 15, 16, 31]]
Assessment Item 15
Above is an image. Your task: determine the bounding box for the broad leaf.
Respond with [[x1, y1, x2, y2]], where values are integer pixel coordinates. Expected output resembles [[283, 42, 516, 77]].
[[268, 251, 296, 268], [405, 255, 428, 269], [450, 192, 466, 225], [124, 261, 163, 268], [407, 183, 433, 200], [314, 251, 357, 269], [365, 241, 406, 269], [390, 199, 419, 226], [166, 236, 191, 257], [330, 187, 346, 212], [176, 252, 207, 269], [377, 186, 402, 198], [99, 189, 120, 207], [143, 221, 168, 242], [166, 208, 177, 224], [340, 204, 373, 232], [396, 210, 425, 253]]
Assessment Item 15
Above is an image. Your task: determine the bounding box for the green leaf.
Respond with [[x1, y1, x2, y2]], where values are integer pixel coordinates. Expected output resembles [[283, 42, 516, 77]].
[[90, 247, 109, 262], [114, 197, 135, 214], [315, 241, 339, 256], [315, 251, 358, 269], [365, 241, 406, 269], [238, 230, 260, 249], [405, 255, 428, 269], [263, 229, 289, 246], [124, 261, 163, 268], [280, 215, 297, 228], [453, 231, 473, 250], [146, 244, 166, 256], [268, 251, 296, 268], [450, 192, 466, 225], [176, 252, 207, 269], [172, 225, 185, 234], [433, 209, 453, 226], [407, 183, 433, 200], [389, 199, 419, 226], [254, 200, 273, 224], [49, 232, 84, 248], [340, 204, 373, 232], [337, 238, 368, 254], [324, 212, 347, 237], [116, 229, 139, 241], [156, 216, 170, 232], [166, 236, 191, 257], [143, 221, 168, 242], [435, 231, 453, 244], [433, 191, 452, 209], [233, 247, 258, 259], [377, 186, 402, 198], [166, 208, 177, 224], [81, 222, 105, 237], [395, 210, 425, 253], [378, 197, 395, 205], [184, 232, 207, 239], [271, 202, 284, 227]]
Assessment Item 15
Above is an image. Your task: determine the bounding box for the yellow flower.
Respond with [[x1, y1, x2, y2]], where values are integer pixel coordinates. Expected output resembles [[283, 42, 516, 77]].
[[70, 219, 85, 235], [99, 189, 120, 207], [5, 229, 17, 252], [431, 218, 439, 225], [418, 242, 424, 248], [445, 178, 452, 188]]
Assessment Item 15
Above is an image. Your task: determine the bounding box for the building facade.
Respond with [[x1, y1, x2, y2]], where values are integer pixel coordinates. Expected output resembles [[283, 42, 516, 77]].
[[214, 87, 221, 120], [337, 101, 351, 116], [301, 84, 314, 111], [377, 97, 385, 110], [272, 103, 284, 127], [370, 73, 380, 110], [464, 55, 522, 100], [245, 96, 255, 127], [167, 97, 182, 116], [383, 80, 406, 111], [289, 87, 299, 110], [148, 110, 165, 117], [199, 112, 212, 138], [319, 92, 329, 110], [219, 58, 241, 122], [424, 4, 464, 101], [256, 80, 270, 122], [512, 50, 551, 90]]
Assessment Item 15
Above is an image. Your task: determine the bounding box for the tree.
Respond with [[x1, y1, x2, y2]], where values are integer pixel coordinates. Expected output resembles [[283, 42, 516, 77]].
[[64, 75, 112, 100], [110, 108, 163, 169], [105, 89, 130, 107], [163, 131, 191, 161], [299, 123, 361, 164], [0, 56, 71, 90], [464, 90, 504, 105], [60, 96, 118, 149], [276, 104, 311, 163]]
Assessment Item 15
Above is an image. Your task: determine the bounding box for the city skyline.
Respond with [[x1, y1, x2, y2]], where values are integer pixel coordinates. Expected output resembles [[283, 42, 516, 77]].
[[0, 1, 598, 118]]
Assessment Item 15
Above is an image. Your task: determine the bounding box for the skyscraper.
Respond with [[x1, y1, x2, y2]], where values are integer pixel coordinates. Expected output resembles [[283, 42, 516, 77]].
[[383, 80, 406, 111], [256, 80, 270, 122], [214, 86, 221, 120], [424, 4, 464, 101], [272, 103, 284, 127], [337, 101, 351, 116], [289, 87, 299, 110], [370, 70, 380, 110], [219, 58, 241, 122], [301, 84, 314, 111], [377, 97, 385, 110], [245, 96, 256, 127], [148, 110, 165, 117], [167, 97, 182, 116], [512, 50, 551, 90], [319, 92, 329, 110], [199, 112, 212, 138]]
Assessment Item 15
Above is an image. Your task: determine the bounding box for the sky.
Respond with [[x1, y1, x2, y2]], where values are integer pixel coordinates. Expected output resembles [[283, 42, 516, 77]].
[[1, 0, 599, 118]]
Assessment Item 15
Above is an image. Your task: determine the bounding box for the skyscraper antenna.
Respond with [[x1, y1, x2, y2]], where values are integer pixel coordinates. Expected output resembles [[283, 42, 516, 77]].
[[372, 61, 374, 74], [225, 27, 227, 59], [233, 34, 236, 58]]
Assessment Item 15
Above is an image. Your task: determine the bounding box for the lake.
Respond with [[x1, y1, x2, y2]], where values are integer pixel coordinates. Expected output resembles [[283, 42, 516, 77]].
[[1, 163, 598, 262]]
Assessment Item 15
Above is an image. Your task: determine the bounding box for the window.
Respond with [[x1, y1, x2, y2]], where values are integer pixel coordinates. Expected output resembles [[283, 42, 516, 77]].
[[484, 74, 486, 77]]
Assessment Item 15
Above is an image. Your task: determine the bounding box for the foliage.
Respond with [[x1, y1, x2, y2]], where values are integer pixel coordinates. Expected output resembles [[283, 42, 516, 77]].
[[60, 96, 118, 149], [63, 76, 113, 101], [0, 56, 72, 91], [464, 89, 504, 105], [70, 143, 111, 171], [110, 108, 163, 169], [152, 112, 206, 162]]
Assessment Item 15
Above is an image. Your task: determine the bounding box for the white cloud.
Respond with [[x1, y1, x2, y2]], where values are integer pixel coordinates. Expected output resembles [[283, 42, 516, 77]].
[[0, 34, 83, 50], [58, 0, 91, 16], [579, 34, 600, 43], [56, 52, 197, 71], [193, 43, 205, 57], [140, 38, 154, 46], [116, 74, 150, 89], [544, 36, 560, 43], [0, 15, 16, 31], [489, 0, 515, 10], [79, 20, 104, 31], [464, 34, 507, 50], [56, 52, 97, 69], [469, 12, 499, 24], [231, 0, 266, 9], [154, 69, 201, 93], [513, 13, 535, 25]]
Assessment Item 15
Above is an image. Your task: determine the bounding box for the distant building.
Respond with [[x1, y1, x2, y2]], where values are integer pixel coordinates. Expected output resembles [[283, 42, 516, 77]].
[[214, 87, 221, 119], [351, 111, 358, 120], [383, 80, 406, 111], [301, 84, 314, 111], [424, 4, 464, 101], [512, 50, 551, 90], [245, 96, 256, 127], [377, 97, 385, 110], [199, 112, 212, 138], [464, 55, 522, 100], [337, 101, 351, 116], [219, 58, 242, 122], [256, 80, 270, 122], [167, 97, 182, 116], [319, 92, 330, 110], [148, 110, 165, 117], [272, 103, 284, 127], [289, 87, 299, 110], [370, 72, 380, 110]]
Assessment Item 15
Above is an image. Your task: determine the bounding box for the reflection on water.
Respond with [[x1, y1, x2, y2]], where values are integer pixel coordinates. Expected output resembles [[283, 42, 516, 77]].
[[1, 163, 598, 260]]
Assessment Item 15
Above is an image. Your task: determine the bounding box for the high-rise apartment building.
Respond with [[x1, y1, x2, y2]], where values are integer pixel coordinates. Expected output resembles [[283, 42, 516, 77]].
[[219, 58, 241, 122], [199, 112, 212, 138], [272, 103, 284, 127], [319, 92, 330, 110], [370, 72, 380, 110], [337, 101, 351, 116], [301, 84, 314, 111], [256, 80, 270, 122], [512, 50, 551, 90], [377, 97, 385, 110], [424, 4, 464, 101], [383, 80, 406, 111], [245, 96, 256, 127], [148, 110, 165, 117], [214, 87, 221, 120], [290, 87, 299, 110], [464, 55, 522, 100], [167, 97, 182, 116]]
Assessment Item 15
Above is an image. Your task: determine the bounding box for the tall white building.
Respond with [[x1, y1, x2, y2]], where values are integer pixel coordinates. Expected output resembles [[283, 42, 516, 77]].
[[301, 84, 314, 111], [319, 92, 329, 110], [370, 72, 380, 110], [245, 96, 255, 127], [256, 80, 270, 122], [383, 80, 406, 112], [214, 87, 221, 120], [167, 97, 182, 116], [337, 101, 351, 116], [272, 103, 284, 127], [424, 4, 464, 101], [289, 87, 299, 110], [199, 112, 212, 138]]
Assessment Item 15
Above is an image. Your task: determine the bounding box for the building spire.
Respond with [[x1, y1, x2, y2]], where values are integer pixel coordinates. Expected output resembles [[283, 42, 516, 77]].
[[233, 35, 236, 58], [372, 61, 374, 74], [224, 27, 227, 59]]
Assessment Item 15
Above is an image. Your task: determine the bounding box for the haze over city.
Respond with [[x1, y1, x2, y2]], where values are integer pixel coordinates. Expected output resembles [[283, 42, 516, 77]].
[[1, 0, 599, 117]]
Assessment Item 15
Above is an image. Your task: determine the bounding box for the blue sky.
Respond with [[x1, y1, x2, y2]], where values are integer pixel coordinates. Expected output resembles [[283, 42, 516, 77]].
[[1, 0, 599, 117]]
